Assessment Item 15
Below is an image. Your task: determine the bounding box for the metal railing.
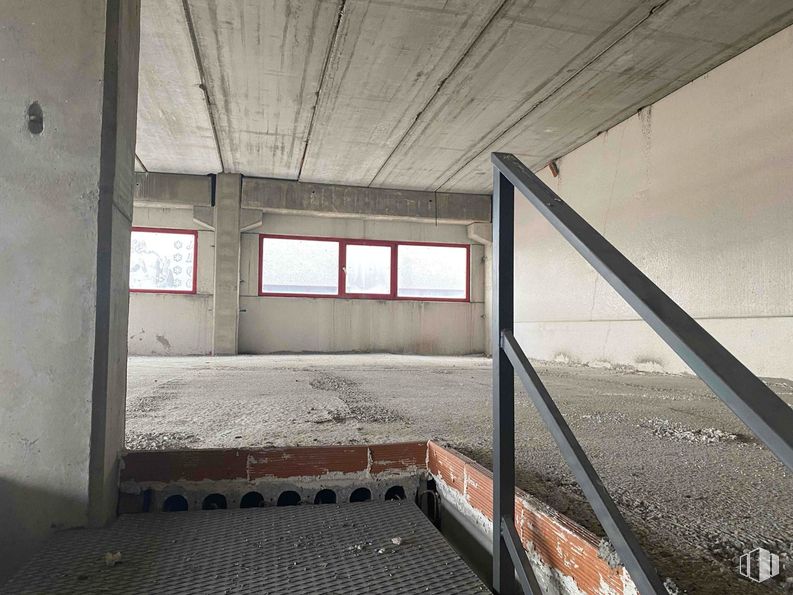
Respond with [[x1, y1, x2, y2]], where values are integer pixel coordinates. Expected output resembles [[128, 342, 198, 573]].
[[490, 152, 793, 594]]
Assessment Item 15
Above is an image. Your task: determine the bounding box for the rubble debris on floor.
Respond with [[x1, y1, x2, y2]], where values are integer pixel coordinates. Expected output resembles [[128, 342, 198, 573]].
[[127, 354, 793, 593]]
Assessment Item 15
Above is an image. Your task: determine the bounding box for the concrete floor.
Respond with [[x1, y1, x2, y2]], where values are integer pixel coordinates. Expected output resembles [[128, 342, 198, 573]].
[[126, 354, 793, 593]]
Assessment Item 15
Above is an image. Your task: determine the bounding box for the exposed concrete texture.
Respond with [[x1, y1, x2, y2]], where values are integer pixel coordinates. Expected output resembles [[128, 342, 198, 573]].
[[133, 172, 490, 223], [468, 223, 493, 357], [129, 293, 214, 355], [513, 25, 793, 379], [373, 0, 656, 190], [128, 207, 214, 355], [125, 354, 793, 593], [90, 0, 141, 531], [242, 177, 491, 224], [135, 1, 793, 193], [299, 0, 501, 186], [238, 213, 486, 355], [135, 0, 220, 174], [134, 171, 212, 207], [239, 297, 485, 356], [466, 223, 492, 246], [0, 0, 139, 581], [439, 2, 793, 192], [212, 174, 242, 355], [185, 0, 339, 177]]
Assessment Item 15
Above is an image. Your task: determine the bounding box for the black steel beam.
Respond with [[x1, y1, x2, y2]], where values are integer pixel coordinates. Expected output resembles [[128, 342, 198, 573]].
[[501, 331, 666, 594], [492, 169, 517, 594], [492, 152, 793, 472], [501, 518, 542, 595]]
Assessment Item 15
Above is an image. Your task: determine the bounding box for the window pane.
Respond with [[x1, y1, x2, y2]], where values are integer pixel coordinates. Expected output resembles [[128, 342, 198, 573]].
[[261, 237, 339, 295], [130, 230, 195, 292], [345, 244, 391, 295], [397, 244, 467, 299]]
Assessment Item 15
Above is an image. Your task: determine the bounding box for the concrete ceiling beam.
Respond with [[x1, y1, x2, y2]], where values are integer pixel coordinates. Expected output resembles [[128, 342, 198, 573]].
[[135, 0, 220, 174], [185, 0, 340, 178], [242, 177, 491, 224], [134, 172, 212, 207], [134, 172, 490, 224]]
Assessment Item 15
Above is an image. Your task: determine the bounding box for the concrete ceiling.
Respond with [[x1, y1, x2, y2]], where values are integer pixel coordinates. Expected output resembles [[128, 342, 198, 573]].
[[135, 0, 793, 193]]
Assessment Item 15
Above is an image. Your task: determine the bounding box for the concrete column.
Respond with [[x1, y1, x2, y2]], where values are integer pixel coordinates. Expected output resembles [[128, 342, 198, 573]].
[[483, 243, 493, 356], [0, 0, 140, 582], [213, 174, 243, 355], [468, 223, 493, 356]]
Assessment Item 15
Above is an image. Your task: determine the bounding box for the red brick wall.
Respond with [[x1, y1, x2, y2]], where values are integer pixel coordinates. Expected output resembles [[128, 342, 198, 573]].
[[121, 441, 428, 483], [427, 441, 631, 595]]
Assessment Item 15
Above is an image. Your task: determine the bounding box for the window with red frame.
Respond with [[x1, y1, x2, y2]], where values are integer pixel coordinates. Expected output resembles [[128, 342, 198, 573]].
[[129, 227, 198, 294], [259, 235, 469, 301]]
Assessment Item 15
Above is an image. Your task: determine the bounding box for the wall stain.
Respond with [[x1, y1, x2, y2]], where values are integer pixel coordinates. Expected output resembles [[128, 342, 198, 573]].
[[155, 334, 171, 350]]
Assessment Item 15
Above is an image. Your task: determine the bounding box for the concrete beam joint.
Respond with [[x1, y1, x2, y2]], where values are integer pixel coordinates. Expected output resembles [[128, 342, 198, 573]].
[[467, 222, 492, 245], [240, 208, 263, 231], [192, 206, 214, 230], [134, 172, 212, 207]]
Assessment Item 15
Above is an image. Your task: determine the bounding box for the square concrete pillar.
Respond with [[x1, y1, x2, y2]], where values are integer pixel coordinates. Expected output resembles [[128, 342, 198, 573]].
[[0, 0, 140, 582], [468, 223, 493, 356], [213, 174, 243, 355]]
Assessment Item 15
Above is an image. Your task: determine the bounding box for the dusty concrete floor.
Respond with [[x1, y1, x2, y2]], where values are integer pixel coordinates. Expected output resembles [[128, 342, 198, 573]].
[[126, 354, 793, 594]]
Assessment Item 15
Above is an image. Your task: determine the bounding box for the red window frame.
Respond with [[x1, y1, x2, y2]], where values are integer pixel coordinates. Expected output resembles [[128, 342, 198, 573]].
[[129, 227, 199, 295], [258, 234, 470, 302]]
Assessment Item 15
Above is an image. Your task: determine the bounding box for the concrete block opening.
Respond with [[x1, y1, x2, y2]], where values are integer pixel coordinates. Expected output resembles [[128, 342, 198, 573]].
[[276, 491, 301, 507], [202, 494, 228, 510], [240, 491, 265, 509], [314, 489, 337, 505], [385, 486, 406, 501], [162, 495, 189, 513], [349, 487, 372, 503]]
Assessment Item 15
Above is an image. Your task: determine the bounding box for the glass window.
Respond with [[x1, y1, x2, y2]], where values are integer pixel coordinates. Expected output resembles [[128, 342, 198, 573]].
[[345, 244, 392, 295], [261, 237, 339, 295], [130, 229, 196, 293], [397, 244, 467, 299]]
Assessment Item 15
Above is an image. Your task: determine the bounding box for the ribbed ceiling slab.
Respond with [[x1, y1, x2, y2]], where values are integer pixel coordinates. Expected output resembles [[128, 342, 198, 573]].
[[136, 0, 793, 192]]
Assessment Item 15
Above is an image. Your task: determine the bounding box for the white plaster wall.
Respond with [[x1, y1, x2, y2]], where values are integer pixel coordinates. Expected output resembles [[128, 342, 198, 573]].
[[127, 206, 214, 355], [513, 25, 793, 379], [239, 214, 486, 355]]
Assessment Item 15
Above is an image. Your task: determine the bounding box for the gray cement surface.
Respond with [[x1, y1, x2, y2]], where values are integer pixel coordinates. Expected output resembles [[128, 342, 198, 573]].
[[135, 1, 793, 194], [126, 354, 793, 593]]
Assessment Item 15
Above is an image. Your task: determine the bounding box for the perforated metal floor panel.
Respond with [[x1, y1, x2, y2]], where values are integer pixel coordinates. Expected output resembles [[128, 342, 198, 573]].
[[4, 500, 488, 594]]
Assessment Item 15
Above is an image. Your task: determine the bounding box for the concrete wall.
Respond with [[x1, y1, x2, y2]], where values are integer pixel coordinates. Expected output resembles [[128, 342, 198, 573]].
[[129, 209, 486, 355], [240, 214, 486, 355], [513, 25, 793, 379], [0, 0, 139, 582], [128, 207, 214, 355]]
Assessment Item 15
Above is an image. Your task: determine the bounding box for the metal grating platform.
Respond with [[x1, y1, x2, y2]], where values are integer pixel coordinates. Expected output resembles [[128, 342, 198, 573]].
[[4, 500, 488, 594]]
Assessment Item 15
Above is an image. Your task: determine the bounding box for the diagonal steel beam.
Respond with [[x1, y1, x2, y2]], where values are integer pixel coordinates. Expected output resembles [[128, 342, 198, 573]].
[[492, 152, 793, 473], [502, 331, 666, 594], [501, 517, 542, 595]]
